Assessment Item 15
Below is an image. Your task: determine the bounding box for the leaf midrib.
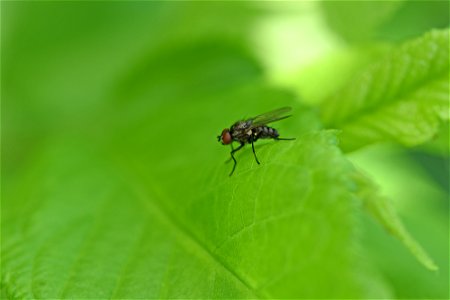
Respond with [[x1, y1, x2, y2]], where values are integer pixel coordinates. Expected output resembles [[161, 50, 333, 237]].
[[119, 163, 263, 299]]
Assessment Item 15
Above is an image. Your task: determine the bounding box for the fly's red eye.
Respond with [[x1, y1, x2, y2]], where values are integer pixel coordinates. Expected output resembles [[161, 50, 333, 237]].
[[221, 129, 232, 145]]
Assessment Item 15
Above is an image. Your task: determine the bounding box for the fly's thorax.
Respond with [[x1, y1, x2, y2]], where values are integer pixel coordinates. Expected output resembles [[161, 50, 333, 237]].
[[230, 120, 253, 142], [231, 120, 252, 131]]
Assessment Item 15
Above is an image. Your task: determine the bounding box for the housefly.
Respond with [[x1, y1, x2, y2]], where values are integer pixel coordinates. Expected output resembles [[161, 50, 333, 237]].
[[217, 106, 295, 176]]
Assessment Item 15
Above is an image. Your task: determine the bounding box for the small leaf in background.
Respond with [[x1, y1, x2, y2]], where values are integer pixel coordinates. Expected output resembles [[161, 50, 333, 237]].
[[351, 170, 437, 271], [348, 144, 449, 299], [320, 29, 449, 152]]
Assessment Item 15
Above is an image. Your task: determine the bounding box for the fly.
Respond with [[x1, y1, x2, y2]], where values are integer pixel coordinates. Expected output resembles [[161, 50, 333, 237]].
[[217, 106, 295, 176]]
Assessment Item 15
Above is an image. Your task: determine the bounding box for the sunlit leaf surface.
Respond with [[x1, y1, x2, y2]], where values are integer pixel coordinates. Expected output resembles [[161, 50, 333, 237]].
[[320, 29, 449, 152], [2, 80, 369, 298]]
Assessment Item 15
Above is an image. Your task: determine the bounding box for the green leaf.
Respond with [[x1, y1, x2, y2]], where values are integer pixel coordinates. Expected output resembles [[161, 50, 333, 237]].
[[351, 170, 438, 271], [3, 25, 381, 296], [2, 121, 374, 297], [320, 29, 450, 152]]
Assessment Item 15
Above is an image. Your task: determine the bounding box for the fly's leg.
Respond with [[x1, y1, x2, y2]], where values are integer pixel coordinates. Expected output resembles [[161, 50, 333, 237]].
[[251, 139, 260, 165], [229, 142, 245, 176], [275, 137, 296, 141], [249, 131, 262, 166]]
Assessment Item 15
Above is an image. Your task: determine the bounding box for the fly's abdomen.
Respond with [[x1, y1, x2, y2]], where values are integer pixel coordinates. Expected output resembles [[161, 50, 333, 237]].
[[256, 126, 279, 139]]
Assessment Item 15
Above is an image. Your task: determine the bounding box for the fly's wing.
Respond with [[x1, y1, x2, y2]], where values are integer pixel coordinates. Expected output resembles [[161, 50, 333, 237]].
[[248, 106, 292, 128]]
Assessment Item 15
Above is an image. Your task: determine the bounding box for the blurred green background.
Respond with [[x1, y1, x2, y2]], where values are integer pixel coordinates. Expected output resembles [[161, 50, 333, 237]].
[[2, 1, 449, 299]]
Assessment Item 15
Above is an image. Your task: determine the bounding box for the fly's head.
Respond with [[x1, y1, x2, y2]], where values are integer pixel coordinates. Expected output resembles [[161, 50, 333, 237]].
[[218, 128, 232, 145]]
